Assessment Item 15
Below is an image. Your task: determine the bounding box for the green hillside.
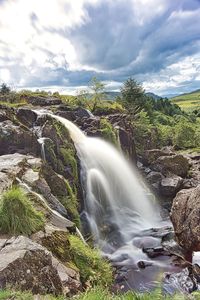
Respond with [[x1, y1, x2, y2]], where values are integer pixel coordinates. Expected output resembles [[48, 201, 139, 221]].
[[171, 89, 200, 112]]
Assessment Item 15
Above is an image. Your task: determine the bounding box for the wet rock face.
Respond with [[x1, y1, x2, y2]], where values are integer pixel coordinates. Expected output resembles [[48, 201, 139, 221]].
[[0, 236, 81, 296], [171, 185, 200, 253]]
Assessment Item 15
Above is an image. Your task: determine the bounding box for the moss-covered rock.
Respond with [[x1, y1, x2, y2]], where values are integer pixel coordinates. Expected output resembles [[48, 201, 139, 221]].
[[69, 235, 113, 286]]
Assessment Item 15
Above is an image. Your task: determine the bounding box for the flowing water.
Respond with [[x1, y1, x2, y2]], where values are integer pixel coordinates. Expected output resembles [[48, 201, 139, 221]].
[[36, 112, 195, 293], [53, 115, 160, 247]]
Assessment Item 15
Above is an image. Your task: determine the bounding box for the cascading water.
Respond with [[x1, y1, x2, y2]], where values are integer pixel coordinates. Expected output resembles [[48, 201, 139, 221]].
[[52, 115, 160, 249]]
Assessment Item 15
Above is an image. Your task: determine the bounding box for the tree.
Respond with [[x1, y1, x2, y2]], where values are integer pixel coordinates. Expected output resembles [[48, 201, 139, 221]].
[[89, 77, 105, 112], [120, 78, 146, 114], [0, 83, 11, 95]]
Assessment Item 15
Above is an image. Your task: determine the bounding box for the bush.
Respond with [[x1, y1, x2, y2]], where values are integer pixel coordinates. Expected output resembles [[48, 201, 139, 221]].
[[173, 121, 196, 149], [0, 186, 45, 235], [69, 235, 113, 286]]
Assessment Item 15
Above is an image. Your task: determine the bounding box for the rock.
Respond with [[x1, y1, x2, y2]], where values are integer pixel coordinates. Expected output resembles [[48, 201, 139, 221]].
[[146, 171, 164, 185], [27, 96, 62, 106], [151, 154, 189, 177], [16, 108, 37, 127], [144, 148, 173, 165], [160, 176, 183, 197], [0, 153, 27, 193], [56, 111, 76, 121], [118, 127, 137, 162], [0, 120, 40, 156], [171, 185, 200, 254], [75, 107, 92, 118], [0, 236, 81, 296]]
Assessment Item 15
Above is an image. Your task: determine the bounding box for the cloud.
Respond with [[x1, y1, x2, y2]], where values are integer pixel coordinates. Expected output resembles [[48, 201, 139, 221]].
[[0, 0, 200, 95]]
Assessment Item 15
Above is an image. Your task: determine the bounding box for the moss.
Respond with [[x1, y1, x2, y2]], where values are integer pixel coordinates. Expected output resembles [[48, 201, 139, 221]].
[[60, 180, 80, 227], [100, 118, 118, 145], [0, 186, 45, 235], [69, 235, 113, 286], [41, 231, 72, 263], [60, 147, 78, 180]]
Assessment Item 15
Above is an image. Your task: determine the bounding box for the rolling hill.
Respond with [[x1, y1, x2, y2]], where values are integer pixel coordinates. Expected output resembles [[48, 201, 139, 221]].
[[171, 89, 200, 112]]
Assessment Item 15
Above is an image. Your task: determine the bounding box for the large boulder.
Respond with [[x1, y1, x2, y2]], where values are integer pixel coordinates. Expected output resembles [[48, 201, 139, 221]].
[[0, 236, 81, 295], [171, 185, 200, 255], [151, 154, 189, 177]]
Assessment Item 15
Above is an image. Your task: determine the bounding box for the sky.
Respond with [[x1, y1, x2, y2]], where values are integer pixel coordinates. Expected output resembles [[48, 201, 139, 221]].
[[0, 0, 200, 96]]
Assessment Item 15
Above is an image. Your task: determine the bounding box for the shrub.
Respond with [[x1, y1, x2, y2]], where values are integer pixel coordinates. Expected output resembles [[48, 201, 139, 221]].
[[69, 235, 113, 286], [173, 121, 196, 149], [0, 186, 45, 235]]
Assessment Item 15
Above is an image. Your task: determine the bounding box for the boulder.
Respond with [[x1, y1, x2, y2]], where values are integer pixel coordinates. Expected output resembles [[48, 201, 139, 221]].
[[151, 154, 189, 177], [170, 185, 200, 255], [144, 148, 173, 165], [160, 176, 183, 197], [0, 236, 81, 296]]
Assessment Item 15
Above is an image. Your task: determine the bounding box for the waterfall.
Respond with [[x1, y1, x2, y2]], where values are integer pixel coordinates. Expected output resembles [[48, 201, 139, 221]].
[[38, 137, 46, 161], [51, 115, 160, 250]]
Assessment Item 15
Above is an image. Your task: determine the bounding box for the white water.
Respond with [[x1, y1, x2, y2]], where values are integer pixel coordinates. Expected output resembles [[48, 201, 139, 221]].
[[38, 137, 46, 161], [52, 115, 160, 247]]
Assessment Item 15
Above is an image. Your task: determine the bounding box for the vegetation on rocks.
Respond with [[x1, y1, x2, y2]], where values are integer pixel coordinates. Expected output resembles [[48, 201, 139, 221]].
[[0, 186, 45, 235], [100, 118, 118, 145], [69, 235, 113, 286]]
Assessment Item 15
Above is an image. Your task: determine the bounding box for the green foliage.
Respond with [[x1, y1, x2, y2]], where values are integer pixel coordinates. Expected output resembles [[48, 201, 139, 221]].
[[119, 78, 146, 113], [173, 121, 196, 149], [100, 118, 118, 145], [69, 235, 113, 286], [89, 77, 106, 112], [0, 186, 45, 235]]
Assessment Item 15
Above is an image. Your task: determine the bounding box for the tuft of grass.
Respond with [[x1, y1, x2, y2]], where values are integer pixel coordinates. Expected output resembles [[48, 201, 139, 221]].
[[0, 289, 64, 300], [0, 186, 45, 235], [69, 235, 113, 286]]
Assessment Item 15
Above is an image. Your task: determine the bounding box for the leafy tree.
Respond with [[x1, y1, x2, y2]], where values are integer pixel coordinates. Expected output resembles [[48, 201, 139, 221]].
[[0, 83, 11, 95], [89, 77, 106, 112]]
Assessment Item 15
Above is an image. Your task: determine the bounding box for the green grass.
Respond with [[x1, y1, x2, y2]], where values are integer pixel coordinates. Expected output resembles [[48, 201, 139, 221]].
[[71, 286, 200, 300], [0, 186, 45, 235], [171, 90, 200, 112], [0, 101, 28, 107], [69, 235, 113, 286], [0, 290, 64, 300]]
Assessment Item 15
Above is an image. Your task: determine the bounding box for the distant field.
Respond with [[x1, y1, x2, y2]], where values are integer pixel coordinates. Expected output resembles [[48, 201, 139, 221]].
[[171, 89, 200, 112]]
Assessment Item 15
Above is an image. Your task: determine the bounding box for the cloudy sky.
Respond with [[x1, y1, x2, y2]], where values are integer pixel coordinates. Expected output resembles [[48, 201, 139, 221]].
[[0, 0, 200, 96]]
